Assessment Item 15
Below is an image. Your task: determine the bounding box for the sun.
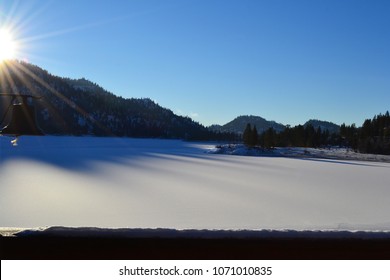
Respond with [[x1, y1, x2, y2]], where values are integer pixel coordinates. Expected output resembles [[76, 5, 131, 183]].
[[0, 27, 18, 62]]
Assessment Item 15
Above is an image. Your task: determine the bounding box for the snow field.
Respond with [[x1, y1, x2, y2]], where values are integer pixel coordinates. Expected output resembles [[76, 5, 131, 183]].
[[1, 136, 390, 231]]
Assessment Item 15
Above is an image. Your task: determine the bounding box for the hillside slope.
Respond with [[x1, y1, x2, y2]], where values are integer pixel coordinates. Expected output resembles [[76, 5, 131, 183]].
[[0, 61, 212, 139]]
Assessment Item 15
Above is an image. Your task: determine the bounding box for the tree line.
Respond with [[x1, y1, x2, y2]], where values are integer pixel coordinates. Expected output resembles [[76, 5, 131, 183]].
[[340, 112, 390, 155], [243, 123, 337, 149], [242, 111, 390, 155]]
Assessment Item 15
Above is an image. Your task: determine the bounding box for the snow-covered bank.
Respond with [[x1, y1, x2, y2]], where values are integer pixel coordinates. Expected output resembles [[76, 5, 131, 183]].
[[1, 136, 390, 231], [211, 144, 390, 163]]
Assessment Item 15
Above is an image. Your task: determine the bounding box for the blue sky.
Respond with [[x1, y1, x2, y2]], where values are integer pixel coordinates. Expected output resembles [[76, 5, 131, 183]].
[[1, 0, 389, 126]]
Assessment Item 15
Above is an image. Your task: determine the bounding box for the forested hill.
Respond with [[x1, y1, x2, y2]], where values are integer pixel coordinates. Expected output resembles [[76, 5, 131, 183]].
[[209, 115, 286, 134], [304, 119, 340, 134], [0, 60, 233, 140]]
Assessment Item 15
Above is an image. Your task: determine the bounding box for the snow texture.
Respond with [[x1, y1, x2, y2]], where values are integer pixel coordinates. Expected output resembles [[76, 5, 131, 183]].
[[1, 136, 390, 231]]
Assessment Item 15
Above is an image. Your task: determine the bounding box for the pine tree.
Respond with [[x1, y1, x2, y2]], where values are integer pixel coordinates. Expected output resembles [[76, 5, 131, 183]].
[[243, 123, 252, 147], [264, 127, 275, 149], [251, 125, 258, 146]]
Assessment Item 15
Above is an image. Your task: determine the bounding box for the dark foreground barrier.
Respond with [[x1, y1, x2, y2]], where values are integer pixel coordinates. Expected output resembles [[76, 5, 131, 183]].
[[1, 227, 390, 259]]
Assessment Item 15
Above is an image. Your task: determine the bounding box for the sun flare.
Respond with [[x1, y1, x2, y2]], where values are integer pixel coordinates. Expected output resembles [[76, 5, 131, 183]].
[[0, 28, 18, 62]]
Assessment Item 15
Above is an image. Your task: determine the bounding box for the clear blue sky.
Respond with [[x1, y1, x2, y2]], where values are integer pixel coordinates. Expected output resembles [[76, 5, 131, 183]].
[[1, 0, 389, 126]]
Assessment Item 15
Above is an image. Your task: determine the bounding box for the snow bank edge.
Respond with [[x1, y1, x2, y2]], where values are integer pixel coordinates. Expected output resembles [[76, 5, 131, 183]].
[[4, 226, 390, 239]]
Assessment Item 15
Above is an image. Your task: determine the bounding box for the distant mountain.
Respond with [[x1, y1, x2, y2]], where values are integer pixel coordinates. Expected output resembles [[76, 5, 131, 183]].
[[209, 115, 286, 134], [304, 119, 340, 134], [208, 124, 223, 131], [0, 60, 216, 140]]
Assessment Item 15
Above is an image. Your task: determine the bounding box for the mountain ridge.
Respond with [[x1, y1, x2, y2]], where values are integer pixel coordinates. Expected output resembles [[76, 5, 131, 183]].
[[209, 115, 340, 135], [209, 115, 286, 135], [0, 60, 223, 140], [304, 119, 340, 133], [1, 60, 340, 139]]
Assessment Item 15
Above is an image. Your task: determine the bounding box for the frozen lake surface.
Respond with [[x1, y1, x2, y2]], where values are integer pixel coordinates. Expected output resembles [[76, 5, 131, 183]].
[[1, 136, 390, 231]]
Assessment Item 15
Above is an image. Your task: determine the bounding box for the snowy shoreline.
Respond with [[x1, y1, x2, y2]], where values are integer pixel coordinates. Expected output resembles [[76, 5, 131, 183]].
[[210, 144, 390, 163]]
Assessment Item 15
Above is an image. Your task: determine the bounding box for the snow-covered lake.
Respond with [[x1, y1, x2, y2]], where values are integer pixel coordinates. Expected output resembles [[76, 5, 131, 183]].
[[1, 136, 390, 231]]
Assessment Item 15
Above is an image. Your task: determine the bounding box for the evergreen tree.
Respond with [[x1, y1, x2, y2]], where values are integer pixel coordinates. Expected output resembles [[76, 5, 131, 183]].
[[251, 125, 258, 146], [243, 123, 253, 146], [263, 127, 275, 149]]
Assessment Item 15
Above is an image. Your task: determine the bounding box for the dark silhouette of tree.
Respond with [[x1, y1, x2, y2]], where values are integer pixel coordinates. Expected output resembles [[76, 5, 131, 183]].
[[251, 125, 258, 146], [243, 123, 253, 147], [263, 127, 276, 149], [356, 112, 390, 154]]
